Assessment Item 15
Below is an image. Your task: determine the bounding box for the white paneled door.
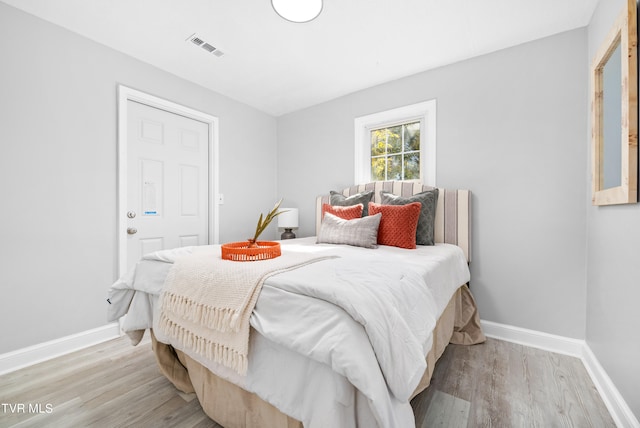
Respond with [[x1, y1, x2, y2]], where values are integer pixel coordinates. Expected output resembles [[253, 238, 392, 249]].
[[125, 100, 209, 271]]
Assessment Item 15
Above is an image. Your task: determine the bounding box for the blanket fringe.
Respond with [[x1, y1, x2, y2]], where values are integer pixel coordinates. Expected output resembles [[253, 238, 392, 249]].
[[162, 292, 241, 333], [158, 312, 248, 375]]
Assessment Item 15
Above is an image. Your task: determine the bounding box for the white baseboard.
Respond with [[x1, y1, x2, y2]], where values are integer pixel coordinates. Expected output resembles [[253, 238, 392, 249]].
[[481, 319, 639, 428], [0, 323, 121, 376], [581, 345, 640, 428], [480, 319, 585, 357]]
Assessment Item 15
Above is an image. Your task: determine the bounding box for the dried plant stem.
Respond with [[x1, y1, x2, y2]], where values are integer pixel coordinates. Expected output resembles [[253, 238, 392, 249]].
[[250, 199, 287, 243]]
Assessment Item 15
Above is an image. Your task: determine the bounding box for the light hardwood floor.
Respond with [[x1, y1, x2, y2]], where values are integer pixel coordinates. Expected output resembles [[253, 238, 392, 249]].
[[412, 339, 615, 427], [0, 335, 615, 427]]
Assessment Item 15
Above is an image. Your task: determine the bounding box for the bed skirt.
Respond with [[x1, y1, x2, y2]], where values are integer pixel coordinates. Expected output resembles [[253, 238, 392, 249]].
[[150, 284, 484, 427]]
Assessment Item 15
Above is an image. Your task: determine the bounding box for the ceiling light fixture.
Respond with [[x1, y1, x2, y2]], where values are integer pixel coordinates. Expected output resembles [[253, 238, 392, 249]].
[[271, 0, 322, 23]]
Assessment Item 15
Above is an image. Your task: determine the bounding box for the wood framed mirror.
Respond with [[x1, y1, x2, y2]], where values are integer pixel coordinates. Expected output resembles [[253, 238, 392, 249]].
[[591, 0, 638, 206]]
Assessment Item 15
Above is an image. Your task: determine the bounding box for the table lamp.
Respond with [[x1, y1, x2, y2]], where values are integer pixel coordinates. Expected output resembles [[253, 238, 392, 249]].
[[278, 208, 299, 239]]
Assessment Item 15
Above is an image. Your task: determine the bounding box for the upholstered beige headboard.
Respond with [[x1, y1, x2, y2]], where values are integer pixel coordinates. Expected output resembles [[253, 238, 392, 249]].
[[315, 181, 472, 262]]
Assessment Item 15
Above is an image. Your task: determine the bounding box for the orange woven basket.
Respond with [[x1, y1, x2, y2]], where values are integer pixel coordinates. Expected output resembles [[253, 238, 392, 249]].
[[221, 241, 281, 262]]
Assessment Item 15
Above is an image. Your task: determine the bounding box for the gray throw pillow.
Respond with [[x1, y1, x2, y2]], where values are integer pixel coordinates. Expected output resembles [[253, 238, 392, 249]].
[[330, 190, 374, 217], [317, 212, 381, 249], [380, 189, 438, 245]]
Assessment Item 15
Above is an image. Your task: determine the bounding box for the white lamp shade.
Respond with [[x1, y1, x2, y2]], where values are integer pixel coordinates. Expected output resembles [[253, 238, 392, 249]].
[[271, 0, 322, 23], [278, 208, 299, 228]]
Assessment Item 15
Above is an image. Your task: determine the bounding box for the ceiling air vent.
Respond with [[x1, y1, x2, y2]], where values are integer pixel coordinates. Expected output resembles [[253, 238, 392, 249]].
[[191, 37, 205, 46], [186, 33, 224, 57]]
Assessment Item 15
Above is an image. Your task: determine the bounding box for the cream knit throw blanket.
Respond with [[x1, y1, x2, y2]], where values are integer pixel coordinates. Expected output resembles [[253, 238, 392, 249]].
[[158, 247, 333, 375]]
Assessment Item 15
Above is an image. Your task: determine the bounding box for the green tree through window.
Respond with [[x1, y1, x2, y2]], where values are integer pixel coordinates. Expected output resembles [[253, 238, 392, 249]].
[[370, 121, 420, 180]]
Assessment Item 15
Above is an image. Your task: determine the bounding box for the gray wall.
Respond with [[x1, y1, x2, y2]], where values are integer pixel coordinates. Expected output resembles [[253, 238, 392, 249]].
[[278, 29, 588, 339], [587, 0, 640, 418], [0, 3, 278, 353]]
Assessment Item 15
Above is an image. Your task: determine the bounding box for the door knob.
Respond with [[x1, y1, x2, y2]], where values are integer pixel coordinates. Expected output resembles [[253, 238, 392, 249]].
[[127, 227, 138, 235]]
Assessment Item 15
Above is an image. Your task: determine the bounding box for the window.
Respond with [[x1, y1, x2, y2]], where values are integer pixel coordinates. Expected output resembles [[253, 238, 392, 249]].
[[370, 121, 421, 181], [354, 100, 436, 185]]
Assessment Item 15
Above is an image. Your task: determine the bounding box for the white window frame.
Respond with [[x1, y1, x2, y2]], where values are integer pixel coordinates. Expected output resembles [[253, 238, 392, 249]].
[[354, 99, 436, 186]]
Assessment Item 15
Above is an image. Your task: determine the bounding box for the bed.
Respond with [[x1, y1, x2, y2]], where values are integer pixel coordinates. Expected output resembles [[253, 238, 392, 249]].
[[107, 180, 485, 428]]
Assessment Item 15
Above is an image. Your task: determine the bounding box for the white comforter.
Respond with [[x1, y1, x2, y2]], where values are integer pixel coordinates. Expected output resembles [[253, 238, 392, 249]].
[[107, 237, 470, 428]]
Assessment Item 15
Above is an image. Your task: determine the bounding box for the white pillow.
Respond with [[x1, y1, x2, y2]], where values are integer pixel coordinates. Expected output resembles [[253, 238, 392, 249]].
[[316, 212, 381, 249]]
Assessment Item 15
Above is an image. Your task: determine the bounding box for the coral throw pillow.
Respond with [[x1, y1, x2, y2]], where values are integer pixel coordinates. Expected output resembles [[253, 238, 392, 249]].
[[322, 203, 363, 220], [368, 202, 421, 249]]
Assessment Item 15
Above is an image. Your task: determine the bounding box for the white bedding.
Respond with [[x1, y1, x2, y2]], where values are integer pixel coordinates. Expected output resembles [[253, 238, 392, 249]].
[[107, 237, 470, 428]]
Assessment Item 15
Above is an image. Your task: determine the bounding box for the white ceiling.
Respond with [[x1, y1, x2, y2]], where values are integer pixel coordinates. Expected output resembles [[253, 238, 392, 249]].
[[2, 0, 599, 116]]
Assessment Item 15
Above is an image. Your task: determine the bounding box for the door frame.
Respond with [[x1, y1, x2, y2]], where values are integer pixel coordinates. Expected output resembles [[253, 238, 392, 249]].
[[117, 85, 220, 276]]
